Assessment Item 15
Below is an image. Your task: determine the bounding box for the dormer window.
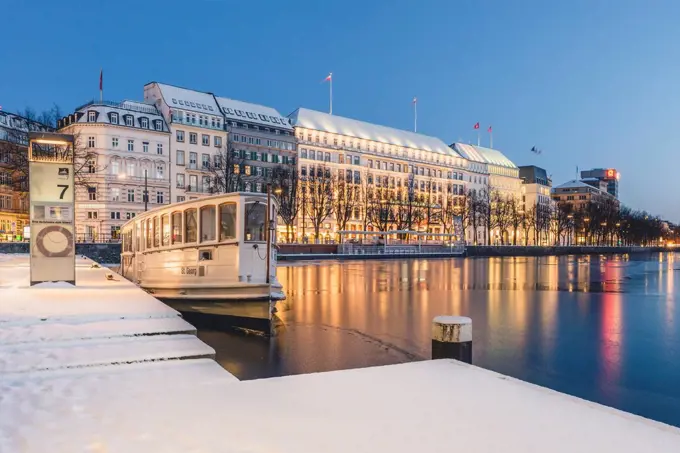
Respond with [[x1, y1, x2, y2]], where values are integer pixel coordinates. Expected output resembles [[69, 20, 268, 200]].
[[154, 120, 162, 130], [125, 115, 133, 127], [140, 117, 149, 128], [110, 113, 119, 124], [88, 111, 96, 122]]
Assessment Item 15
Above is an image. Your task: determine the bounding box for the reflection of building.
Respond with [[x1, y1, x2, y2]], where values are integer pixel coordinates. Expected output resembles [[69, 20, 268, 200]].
[[0, 111, 52, 241], [580, 168, 619, 199], [144, 82, 296, 203], [289, 108, 470, 242], [58, 101, 171, 241]]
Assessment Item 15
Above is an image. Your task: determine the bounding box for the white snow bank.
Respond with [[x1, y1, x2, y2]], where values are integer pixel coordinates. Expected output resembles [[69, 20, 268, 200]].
[[2, 360, 679, 453]]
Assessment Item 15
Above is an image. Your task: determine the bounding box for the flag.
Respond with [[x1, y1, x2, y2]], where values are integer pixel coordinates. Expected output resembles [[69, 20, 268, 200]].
[[324, 72, 332, 82], [412, 96, 417, 104], [473, 122, 480, 129], [488, 125, 492, 133], [99, 69, 103, 91]]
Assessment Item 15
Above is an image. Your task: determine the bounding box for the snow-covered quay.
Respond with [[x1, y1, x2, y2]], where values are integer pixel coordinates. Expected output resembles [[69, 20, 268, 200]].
[[1, 255, 680, 452]]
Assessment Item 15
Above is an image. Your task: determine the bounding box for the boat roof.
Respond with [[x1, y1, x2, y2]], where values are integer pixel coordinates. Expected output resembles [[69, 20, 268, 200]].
[[121, 192, 269, 228]]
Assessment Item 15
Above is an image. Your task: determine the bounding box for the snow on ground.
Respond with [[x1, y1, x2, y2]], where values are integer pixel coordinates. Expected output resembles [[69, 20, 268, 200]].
[[2, 359, 679, 453]]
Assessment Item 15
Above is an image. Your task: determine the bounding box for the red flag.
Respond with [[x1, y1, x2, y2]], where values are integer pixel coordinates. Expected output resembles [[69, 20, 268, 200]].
[[324, 72, 332, 82], [488, 125, 492, 133], [473, 122, 480, 129], [99, 69, 103, 91]]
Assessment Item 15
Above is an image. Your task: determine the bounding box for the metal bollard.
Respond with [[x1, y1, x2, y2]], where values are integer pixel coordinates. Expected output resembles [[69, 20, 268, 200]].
[[431, 316, 472, 364]]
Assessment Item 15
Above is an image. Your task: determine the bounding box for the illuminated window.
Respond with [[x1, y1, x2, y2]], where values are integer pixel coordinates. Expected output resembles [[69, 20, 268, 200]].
[[200, 205, 216, 242], [171, 211, 182, 244], [185, 208, 197, 243]]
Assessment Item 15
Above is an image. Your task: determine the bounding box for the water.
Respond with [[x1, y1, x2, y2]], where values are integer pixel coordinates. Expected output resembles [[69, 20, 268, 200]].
[[195, 253, 680, 427]]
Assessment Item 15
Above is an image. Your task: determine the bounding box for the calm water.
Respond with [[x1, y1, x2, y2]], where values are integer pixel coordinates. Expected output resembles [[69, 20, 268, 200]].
[[197, 253, 680, 427]]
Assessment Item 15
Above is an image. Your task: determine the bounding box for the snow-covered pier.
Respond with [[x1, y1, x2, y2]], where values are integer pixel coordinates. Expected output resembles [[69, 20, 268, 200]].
[[2, 254, 680, 452]]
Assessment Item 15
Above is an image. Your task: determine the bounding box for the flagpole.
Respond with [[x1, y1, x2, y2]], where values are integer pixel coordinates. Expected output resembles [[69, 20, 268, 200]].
[[477, 130, 480, 146], [99, 68, 103, 103], [490, 131, 493, 149], [414, 99, 417, 132], [329, 75, 333, 115]]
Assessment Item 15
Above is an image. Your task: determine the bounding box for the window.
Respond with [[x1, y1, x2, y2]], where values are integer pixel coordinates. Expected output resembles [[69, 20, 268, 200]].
[[152, 216, 159, 247], [155, 120, 163, 130], [127, 189, 135, 202], [125, 116, 133, 127], [176, 196, 185, 202], [111, 188, 120, 201], [368, 159, 373, 168], [157, 143, 163, 155], [232, 134, 239, 142], [110, 211, 121, 220], [85, 186, 96, 201], [112, 137, 119, 148], [214, 136, 222, 147], [189, 175, 197, 191], [176, 150, 185, 165], [338, 154, 344, 164], [176, 173, 185, 188], [189, 133, 197, 144], [244, 202, 266, 242], [200, 206, 216, 242], [202, 134, 210, 146], [126, 212, 134, 220], [88, 111, 96, 122], [127, 162, 135, 176], [111, 226, 121, 240], [140, 118, 149, 128], [177, 130, 185, 142], [310, 150, 316, 160], [156, 165, 164, 179], [111, 160, 119, 175], [202, 154, 210, 169], [189, 152, 197, 169], [111, 113, 118, 124], [171, 211, 182, 244], [87, 136, 95, 148], [128, 140, 134, 152], [87, 211, 98, 219], [161, 214, 170, 246], [354, 156, 360, 166], [300, 149, 307, 159], [185, 209, 197, 243], [143, 142, 149, 153], [156, 191, 164, 204]]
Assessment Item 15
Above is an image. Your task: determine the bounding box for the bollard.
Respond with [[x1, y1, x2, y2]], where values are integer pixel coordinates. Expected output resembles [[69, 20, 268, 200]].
[[431, 316, 472, 364]]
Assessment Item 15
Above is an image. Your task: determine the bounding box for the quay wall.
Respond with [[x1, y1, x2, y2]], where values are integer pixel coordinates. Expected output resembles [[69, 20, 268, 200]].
[[0, 242, 121, 264]]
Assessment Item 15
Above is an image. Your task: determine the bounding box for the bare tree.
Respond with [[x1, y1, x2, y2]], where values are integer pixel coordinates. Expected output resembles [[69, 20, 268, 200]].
[[366, 187, 394, 232], [305, 166, 334, 241], [522, 204, 536, 245], [478, 185, 493, 245], [493, 192, 512, 245], [332, 172, 359, 239], [208, 145, 249, 193], [507, 196, 523, 245], [272, 165, 300, 243]]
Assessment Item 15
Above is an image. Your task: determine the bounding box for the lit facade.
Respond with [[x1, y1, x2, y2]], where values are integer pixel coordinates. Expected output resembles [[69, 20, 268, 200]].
[[144, 82, 296, 202], [58, 101, 171, 241], [580, 168, 619, 199], [0, 111, 52, 241]]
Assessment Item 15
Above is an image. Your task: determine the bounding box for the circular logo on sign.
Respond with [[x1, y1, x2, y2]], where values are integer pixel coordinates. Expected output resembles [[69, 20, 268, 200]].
[[35, 225, 74, 257]]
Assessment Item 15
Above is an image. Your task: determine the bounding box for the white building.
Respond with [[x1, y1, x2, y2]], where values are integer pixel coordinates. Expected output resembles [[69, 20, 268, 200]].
[[58, 101, 170, 241], [143, 82, 295, 200], [288, 108, 470, 241]]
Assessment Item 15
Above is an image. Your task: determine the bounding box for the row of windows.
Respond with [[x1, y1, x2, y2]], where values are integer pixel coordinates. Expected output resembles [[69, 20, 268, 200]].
[[171, 110, 222, 130], [175, 130, 223, 147], [109, 159, 166, 179], [0, 195, 15, 210], [87, 136, 166, 155], [228, 121, 291, 135], [85, 211, 137, 220], [87, 110, 164, 130], [297, 128, 463, 167], [174, 150, 291, 169], [230, 134, 294, 150], [122, 202, 265, 253], [82, 186, 166, 204]]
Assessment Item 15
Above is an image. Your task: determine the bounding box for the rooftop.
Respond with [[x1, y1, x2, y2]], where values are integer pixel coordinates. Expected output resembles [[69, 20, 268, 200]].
[[147, 82, 221, 115], [289, 107, 460, 157], [451, 143, 518, 169], [216, 96, 292, 130]]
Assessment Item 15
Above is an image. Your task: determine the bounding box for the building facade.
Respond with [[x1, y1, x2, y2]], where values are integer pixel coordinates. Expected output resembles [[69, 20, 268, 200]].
[[0, 111, 52, 241], [144, 83, 295, 202], [580, 168, 619, 199], [551, 179, 615, 211], [289, 108, 472, 242], [519, 165, 553, 245], [58, 100, 171, 241]]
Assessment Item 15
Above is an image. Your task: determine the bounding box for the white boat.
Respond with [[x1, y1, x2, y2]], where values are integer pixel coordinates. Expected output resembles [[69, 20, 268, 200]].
[[120, 192, 284, 302]]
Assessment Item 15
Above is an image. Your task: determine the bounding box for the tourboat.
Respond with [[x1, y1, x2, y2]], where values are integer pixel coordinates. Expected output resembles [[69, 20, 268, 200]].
[[119, 192, 284, 304]]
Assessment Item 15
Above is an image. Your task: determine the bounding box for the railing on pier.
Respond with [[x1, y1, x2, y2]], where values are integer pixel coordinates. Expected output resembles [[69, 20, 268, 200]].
[[337, 230, 465, 256]]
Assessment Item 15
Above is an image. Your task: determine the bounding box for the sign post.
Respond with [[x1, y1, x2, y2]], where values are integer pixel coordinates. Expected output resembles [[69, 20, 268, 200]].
[[28, 132, 76, 286]]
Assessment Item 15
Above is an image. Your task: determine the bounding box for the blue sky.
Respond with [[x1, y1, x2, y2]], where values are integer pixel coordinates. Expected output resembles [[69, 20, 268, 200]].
[[3, 0, 680, 220]]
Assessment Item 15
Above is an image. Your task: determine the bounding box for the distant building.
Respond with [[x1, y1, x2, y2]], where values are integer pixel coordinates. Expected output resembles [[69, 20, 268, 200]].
[[0, 111, 52, 241], [58, 100, 171, 241], [551, 179, 615, 210], [580, 168, 619, 199], [518, 165, 552, 209]]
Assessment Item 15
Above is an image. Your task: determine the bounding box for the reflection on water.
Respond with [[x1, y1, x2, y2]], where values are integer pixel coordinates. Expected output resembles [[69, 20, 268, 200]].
[[198, 253, 680, 427]]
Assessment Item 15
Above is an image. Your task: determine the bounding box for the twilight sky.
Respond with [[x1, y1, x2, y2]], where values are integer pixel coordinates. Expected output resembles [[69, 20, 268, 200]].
[[2, 0, 679, 220]]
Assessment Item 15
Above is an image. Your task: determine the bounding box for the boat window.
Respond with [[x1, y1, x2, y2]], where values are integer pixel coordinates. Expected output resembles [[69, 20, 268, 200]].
[[136, 222, 140, 251], [200, 206, 216, 242], [172, 211, 183, 244], [244, 202, 266, 242], [153, 216, 160, 248], [219, 202, 237, 241], [185, 208, 197, 243], [161, 214, 170, 246], [146, 219, 152, 249]]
